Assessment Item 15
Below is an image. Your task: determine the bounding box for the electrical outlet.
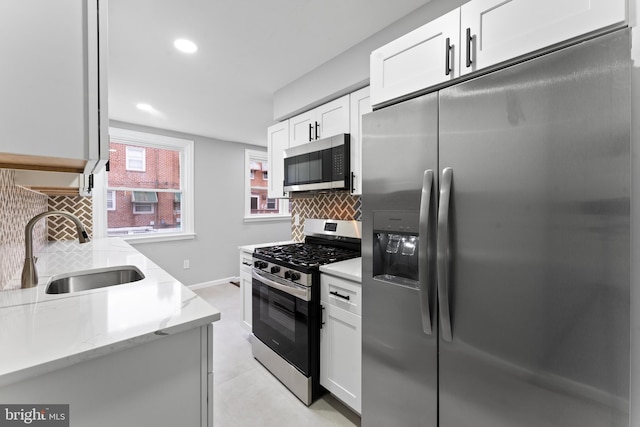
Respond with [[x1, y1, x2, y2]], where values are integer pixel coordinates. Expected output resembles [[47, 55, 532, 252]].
[[183, 259, 190, 269]]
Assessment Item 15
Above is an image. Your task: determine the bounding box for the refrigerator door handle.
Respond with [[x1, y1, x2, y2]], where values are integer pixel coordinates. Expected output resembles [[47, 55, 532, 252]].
[[419, 169, 434, 335], [438, 167, 453, 342]]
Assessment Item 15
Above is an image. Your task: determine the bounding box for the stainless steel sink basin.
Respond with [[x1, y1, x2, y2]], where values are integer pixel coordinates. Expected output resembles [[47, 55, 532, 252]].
[[45, 265, 145, 294]]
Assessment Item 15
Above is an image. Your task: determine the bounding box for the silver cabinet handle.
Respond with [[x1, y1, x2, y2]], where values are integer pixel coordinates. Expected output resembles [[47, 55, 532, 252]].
[[437, 167, 453, 342], [418, 169, 434, 335]]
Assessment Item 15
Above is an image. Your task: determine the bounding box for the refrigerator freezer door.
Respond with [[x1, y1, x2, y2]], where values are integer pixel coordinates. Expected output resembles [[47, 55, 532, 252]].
[[362, 93, 439, 426], [438, 30, 630, 427]]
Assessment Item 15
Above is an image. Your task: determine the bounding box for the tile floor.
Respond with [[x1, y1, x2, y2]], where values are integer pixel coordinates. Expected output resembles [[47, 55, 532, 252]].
[[193, 283, 361, 427]]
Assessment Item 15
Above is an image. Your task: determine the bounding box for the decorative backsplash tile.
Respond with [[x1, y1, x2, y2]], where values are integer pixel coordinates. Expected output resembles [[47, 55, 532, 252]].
[[48, 196, 93, 241], [0, 169, 48, 290], [290, 191, 361, 241]]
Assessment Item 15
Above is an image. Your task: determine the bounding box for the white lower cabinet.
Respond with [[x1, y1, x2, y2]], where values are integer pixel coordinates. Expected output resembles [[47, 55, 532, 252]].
[[0, 325, 214, 427], [239, 249, 254, 331], [320, 274, 362, 414]]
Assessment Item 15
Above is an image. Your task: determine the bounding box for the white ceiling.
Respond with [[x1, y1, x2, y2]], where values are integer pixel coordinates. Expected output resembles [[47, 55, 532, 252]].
[[108, 0, 430, 146]]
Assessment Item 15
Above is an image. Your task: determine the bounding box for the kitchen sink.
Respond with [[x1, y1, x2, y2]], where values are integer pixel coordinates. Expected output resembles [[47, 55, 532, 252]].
[[45, 266, 145, 294]]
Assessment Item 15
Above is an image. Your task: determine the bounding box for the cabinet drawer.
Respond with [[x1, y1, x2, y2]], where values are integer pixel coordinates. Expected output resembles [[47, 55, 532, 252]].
[[239, 251, 253, 273], [321, 274, 361, 316]]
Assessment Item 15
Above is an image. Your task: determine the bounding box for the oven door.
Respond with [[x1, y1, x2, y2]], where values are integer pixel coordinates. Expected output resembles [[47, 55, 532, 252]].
[[252, 269, 311, 375]]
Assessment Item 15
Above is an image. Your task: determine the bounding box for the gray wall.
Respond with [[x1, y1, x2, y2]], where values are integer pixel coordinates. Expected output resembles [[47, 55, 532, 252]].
[[273, 0, 468, 120], [109, 120, 291, 285]]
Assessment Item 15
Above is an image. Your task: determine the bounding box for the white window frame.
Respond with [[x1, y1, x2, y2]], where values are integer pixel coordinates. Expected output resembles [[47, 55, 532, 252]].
[[244, 149, 289, 221], [125, 146, 146, 171], [106, 190, 116, 211], [92, 127, 195, 243]]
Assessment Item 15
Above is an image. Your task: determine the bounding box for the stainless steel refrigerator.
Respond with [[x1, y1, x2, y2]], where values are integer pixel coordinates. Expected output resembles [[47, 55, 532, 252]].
[[361, 29, 630, 427]]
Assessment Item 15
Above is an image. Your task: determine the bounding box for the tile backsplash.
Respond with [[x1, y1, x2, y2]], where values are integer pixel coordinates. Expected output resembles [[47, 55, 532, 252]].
[[0, 169, 48, 290], [47, 196, 93, 241], [290, 191, 361, 241]]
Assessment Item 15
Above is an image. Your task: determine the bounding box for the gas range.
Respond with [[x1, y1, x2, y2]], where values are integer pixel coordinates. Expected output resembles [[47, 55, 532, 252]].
[[251, 218, 361, 406], [253, 239, 361, 286]]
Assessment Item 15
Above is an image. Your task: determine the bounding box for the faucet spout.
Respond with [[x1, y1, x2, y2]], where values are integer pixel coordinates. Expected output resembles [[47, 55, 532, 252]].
[[21, 210, 90, 289]]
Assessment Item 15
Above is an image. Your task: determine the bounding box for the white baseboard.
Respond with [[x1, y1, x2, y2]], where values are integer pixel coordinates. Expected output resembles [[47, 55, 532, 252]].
[[188, 276, 239, 290]]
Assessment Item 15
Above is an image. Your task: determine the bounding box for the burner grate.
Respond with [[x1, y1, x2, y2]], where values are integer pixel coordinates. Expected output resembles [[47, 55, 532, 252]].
[[255, 242, 360, 268]]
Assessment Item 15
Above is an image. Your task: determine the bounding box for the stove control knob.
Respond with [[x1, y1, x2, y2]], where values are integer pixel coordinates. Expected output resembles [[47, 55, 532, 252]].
[[270, 266, 281, 274], [290, 272, 301, 281], [284, 270, 292, 279], [254, 261, 268, 269]]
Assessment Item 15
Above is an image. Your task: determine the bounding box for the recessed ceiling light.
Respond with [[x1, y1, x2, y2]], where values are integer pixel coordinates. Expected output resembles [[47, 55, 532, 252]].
[[174, 38, 198, 54], [136, 103, 154, 112]]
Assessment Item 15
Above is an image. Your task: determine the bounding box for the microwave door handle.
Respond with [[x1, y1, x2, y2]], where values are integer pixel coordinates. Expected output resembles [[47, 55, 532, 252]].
[[418, 169, 434, 335]]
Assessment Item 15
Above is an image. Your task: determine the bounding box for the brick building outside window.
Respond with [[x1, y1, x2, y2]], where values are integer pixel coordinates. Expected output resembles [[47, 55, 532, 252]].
[[107, 142, 182, 235]]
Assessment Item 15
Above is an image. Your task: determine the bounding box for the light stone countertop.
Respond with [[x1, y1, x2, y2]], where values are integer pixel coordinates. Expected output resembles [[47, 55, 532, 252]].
[[0, 237, 220, 388], [319, 257, 362, 283]]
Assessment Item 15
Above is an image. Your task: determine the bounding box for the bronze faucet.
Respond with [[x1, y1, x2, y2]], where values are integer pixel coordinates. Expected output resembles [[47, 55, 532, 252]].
[[21, 211, 90, 289]]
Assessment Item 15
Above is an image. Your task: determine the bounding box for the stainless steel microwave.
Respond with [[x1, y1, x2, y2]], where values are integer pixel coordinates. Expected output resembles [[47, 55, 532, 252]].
[[283, 134, 350, 192]]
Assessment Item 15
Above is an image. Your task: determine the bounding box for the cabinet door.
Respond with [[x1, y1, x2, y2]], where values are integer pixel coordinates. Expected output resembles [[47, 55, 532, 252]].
[[0, 0, 107, 174], [239, 251, 253, 331], [320, 303, 362, 414], [315, 95, 350, 140], [460, 0, 626, 75], [288, 111, 315, 147], [370, 8, 460, 107], [349, 87, 371, 196], [267, 121, 289, 198], [320, 274, 362, 413]]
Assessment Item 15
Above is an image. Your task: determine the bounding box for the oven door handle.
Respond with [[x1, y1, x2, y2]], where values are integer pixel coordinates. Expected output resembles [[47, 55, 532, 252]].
[[252, 270, 311, 302]]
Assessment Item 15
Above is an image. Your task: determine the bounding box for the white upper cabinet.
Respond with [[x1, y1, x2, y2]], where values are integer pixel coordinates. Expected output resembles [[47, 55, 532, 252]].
[[370, 9, 460, 107], [349, 86, 371, 196], [371, 0, 627, 106], [314, 95, 350, 140], [288, 111, 315, 148], [0, 0, 108, 174], [288, 95, 350, 146], [460, 0, 627, 75], [267, 121, 290, 198]]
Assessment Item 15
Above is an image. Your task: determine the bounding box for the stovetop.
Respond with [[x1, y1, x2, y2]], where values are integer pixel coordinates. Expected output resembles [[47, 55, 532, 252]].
[[254, 242, 360, 269]]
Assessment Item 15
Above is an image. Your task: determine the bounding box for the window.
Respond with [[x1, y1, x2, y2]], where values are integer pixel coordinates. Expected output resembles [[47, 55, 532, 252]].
[[126, 146, 146, 171], [92, 127, 195, 242], [244, 149, 289, 220], [106, 190, 116, 211], [266, 198, 276, 209], [133, 203, 155, 214]]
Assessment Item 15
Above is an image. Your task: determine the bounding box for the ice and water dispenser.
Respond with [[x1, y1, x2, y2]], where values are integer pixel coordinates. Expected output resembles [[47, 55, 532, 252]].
[[372, 211, 420, 289]]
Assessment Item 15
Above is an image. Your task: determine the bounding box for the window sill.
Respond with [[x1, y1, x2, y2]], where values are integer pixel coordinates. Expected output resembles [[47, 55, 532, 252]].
[[243, 215, 291, 223], [115, 232, 196, 244]]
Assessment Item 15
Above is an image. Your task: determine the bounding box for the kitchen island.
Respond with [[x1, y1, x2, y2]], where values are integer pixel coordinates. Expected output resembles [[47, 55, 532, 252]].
[[0, 238, 220, 426]]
